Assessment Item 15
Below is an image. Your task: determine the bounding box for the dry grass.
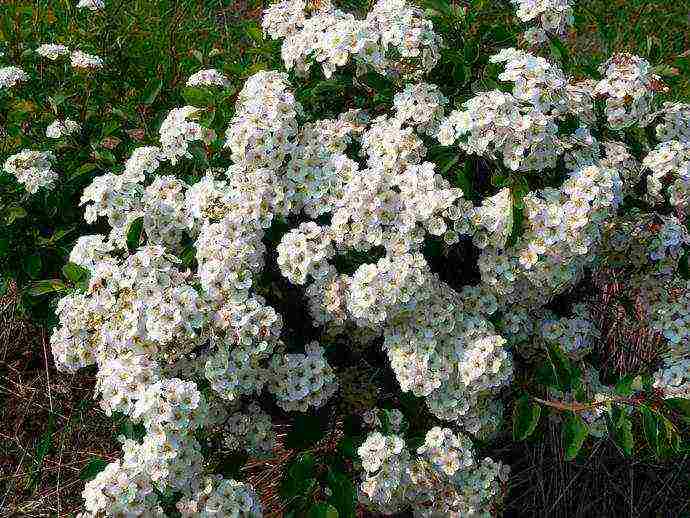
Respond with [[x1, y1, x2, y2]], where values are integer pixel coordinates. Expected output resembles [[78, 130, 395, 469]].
[[0, 283, 119, 517], [502, 418, 690, 518]]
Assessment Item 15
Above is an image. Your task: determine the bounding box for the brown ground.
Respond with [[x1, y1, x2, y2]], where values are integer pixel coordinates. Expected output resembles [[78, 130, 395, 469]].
[[0, 283, 119, 517]]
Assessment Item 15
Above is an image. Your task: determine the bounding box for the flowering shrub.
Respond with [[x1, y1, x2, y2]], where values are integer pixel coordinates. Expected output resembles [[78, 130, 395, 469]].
[[3, 0, 690, 516]]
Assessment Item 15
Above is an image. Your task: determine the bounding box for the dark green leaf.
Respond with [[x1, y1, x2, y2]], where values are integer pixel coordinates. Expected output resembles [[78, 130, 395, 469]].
[[544, 342, 578, 391], [62, 262, 89, 284], [285, 413, 327, 450], [27, 279, 68, 297], [216, 452, 249, 479], [665, 398, 690, 423], [337, 436, 357, 460], [327, 470, 356, 518], [614, 374, 637, 397], [141, 78, 163, 105], [307, 503, 338, 518], [79, 458, 108, 481], [126, 217, 144, 252], [563, 412, 589, 460], [513, 394, 541, 441], [281, 453, 317, 501], [0, 237, 9, 258], [24, 254, 43, 279], [641, 405, 662, 455], [610, 408, 634, 456]]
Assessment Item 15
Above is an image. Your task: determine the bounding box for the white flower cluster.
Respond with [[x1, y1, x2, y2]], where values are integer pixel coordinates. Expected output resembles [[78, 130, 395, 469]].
[[70, 50, 104, 69], [3, 150, 58, 193], [223, 403, 276, 458], [268, 341, 338, 412], [36, 43, 70, 60], [77, 0, 105, 10], [81, 379, 209, 516], [594, 53, 664, 130], [654, 356, 690, 400], [437, 89, 562, 172], [490, 47, 568, 114], [0, 65, 29, 89], [224, 70, 300, 170], [393, 82, 448, 135], [46, 118, 81, 139], [643, 139, 690, 215], [357, 428, 508, 516], [655, 102, 690, 142], [512, 0, 574, 44], [186, 68, 231, 88], [160, 106, 215, 164], [175, 476, 262, 518], [263, 0, 441, 78], [538, 304, 598, 360]]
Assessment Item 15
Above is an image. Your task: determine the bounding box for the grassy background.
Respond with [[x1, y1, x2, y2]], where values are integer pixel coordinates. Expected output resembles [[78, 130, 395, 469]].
[[1, 0, 689, 516]]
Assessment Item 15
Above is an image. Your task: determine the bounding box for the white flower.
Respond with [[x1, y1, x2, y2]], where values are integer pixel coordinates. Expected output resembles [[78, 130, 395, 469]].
[[77, 0, 105, 10], [186, 68, 230, 88], [36, 43, 70, 60], [3, 150, 58, 193], [0, 66, 28, 89], [70, 50, 103, 69], [46, 118, 81, 139]]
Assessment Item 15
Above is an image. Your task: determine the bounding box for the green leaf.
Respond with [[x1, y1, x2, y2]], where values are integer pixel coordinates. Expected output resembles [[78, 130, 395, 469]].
[[182, 87, 216, 107], [327, 470, 356, 518], [0, 237, 9, 258], [27, 279, 68, 297], [285, 413, 327, 450], [513, 394, 541, 441], [641, 405, 662, 456], [100, 120, 121, 138], [73, 162, 99, 179], [142, 78, 163, 105], [544, 342, 579, 391], [665, 398, 690, 423], [4, 205, 27, 224], [454, 162, 474, 198], [79, 458, 108, 481], [126, 217, 144, 252], [307, 503, 338, 518], [281, 453, 317, 501], [245, 24, 264, 44], [614, 374, 637, 397], [563, 413, 589, 460], [24, 254, 43, 279], [62, 262, 89, 284], [610, 408, 634, 456]]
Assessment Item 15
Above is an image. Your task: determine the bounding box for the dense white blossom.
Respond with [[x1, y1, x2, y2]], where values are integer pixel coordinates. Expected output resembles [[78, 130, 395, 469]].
[[3, 150, 58, 193], [186, 68, 230, 88], [70, 50, 104, 69], [46, 118, 81, 138], [36, 43, 70, 60], [594, 53, 664, 130], [0, 65, 29, 89], [77, 0, 105, 10]]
